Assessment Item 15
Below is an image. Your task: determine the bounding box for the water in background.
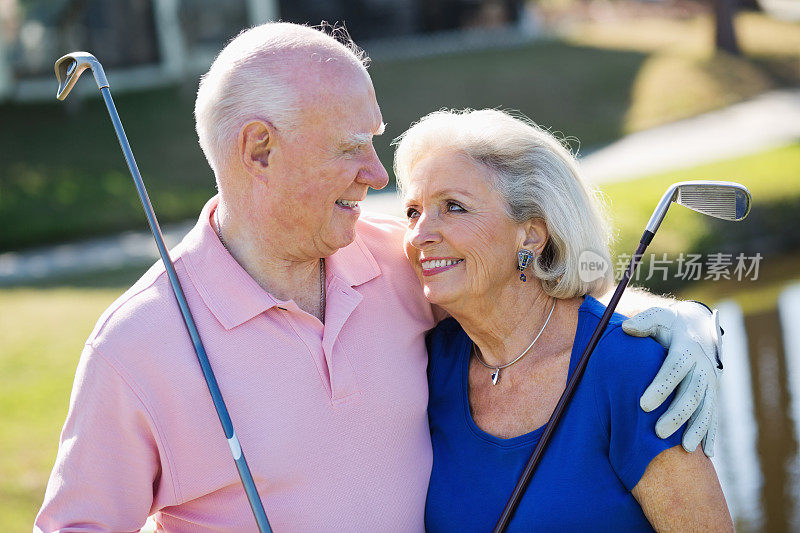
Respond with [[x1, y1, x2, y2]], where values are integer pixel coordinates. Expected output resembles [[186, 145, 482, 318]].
[[714, 282, 800, 532]]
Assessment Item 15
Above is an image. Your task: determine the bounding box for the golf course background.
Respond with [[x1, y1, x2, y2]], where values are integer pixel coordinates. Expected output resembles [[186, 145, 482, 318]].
[[2, 10, 799, 251], [1, 5, 799, 531]]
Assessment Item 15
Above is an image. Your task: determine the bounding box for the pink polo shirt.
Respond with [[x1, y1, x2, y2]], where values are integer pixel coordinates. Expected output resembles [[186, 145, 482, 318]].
[[35, 197, 436, 532]]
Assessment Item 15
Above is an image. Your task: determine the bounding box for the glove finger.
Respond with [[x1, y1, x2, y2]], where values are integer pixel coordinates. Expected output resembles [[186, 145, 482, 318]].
[[640, 347, 695, 412], [702, 410, 718, 458], [655, 365, 708, 438], [622, 307, 676, 345], [682, 388, 713, 453]]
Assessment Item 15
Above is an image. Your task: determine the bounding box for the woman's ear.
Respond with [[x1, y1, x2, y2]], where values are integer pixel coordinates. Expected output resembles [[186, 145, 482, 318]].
[[522, 218, 549, 254], [237, 121, 274, 179]]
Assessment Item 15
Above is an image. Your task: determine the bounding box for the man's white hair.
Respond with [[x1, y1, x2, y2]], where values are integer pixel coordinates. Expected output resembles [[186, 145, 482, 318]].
[[393, 109, 614, 299], [195, 22, 369, 180]]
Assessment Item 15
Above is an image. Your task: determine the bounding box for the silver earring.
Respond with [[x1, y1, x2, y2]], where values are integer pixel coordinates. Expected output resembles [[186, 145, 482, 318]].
[[517, 249, 534, 282]]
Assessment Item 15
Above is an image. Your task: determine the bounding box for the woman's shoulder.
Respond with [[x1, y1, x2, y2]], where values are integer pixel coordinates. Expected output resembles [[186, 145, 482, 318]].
[[577, 297, 683, 491], [579, 296, 668, 386]]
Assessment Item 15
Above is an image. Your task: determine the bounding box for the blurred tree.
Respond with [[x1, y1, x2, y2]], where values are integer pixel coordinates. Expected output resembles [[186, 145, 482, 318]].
[[712, 0, 740, 55]]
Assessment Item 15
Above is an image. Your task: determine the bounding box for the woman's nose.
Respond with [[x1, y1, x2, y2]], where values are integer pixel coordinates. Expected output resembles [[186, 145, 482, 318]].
[[409, 211, 442, 249]]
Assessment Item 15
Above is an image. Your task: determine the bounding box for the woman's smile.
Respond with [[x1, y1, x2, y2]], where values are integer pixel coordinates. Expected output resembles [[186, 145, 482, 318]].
[[420, 257, 464, 276]]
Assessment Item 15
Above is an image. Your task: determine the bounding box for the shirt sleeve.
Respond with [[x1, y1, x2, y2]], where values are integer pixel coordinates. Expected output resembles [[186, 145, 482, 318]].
[[591, 326, 685, 492], [34, 343, 165, 532]]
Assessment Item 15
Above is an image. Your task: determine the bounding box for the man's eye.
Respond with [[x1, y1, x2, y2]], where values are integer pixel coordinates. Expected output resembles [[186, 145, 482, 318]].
[[406, 207, 420, 219], [447, 202, 465, 212]]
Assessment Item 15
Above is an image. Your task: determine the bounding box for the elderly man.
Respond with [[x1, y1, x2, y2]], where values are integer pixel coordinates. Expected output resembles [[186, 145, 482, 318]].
[[36, 23, 722, 532]]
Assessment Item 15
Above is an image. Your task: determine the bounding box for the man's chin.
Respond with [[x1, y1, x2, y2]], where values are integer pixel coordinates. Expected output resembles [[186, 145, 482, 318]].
[[325, 225, 358, 254]]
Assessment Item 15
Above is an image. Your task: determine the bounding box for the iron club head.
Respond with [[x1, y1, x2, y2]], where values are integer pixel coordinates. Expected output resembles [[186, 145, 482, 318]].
[[645, 180, 751, 234], [55, 52, 109, 100], [675, 181, 751, 221]]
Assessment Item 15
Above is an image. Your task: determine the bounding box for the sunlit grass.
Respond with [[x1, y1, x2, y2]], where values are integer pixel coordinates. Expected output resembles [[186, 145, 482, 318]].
[[601, 141, 800, 256], [0, 286, 131, 529], [566, 11, 800, 132]]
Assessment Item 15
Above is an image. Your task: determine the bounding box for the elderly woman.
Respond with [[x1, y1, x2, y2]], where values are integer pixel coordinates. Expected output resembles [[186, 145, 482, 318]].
[[393, 109, 732, 531]]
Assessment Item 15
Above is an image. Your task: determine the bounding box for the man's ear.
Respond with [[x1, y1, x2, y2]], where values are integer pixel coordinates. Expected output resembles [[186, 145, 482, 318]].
[[522, 218, 549, 254], [237, 121, 274, 178]]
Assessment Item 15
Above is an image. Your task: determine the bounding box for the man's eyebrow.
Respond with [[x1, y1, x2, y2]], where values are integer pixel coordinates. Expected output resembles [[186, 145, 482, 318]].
[[343, 122, 386, 147]]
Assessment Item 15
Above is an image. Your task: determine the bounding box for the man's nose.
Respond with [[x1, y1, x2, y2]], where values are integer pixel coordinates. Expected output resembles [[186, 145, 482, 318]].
[[358, 145, 390, 190]]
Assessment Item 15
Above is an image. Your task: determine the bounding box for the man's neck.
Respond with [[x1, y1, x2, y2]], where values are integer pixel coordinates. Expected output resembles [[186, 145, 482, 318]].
[[213, 203, 325, 318]]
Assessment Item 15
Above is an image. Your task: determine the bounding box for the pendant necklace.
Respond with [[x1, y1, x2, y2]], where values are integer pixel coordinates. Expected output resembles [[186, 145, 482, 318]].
[[473, 298, 557, 385]]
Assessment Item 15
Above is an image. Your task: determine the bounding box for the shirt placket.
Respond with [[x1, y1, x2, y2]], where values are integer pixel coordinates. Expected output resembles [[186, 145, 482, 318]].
[[321, 276, 363, 404]]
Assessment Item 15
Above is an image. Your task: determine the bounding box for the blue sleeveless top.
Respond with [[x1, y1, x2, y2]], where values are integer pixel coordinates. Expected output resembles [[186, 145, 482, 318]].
[[425, 296, 684, 532]]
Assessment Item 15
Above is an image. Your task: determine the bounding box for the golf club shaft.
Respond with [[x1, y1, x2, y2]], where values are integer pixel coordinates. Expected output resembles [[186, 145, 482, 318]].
[[98, 87, 272, 533], [493, 238, 650, 532]]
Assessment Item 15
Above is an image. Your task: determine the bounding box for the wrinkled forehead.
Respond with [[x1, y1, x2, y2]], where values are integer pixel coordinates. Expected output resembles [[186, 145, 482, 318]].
[[288, 49, 372, 100], [403, 150, 492, 197]]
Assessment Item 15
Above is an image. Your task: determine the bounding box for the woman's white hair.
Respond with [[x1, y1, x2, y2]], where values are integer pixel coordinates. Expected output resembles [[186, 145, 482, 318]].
[[393, 109, 614, 299], [195, 22, 369, 179]]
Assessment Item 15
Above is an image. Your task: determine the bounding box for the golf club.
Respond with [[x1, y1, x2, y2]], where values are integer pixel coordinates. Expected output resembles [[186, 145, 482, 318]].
[[55, 52, 272, 533], [493, 180, 751, 532]]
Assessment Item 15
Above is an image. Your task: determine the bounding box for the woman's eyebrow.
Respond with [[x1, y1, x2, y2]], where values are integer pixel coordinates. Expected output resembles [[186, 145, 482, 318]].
[[403, 188, 477, 206], [433, 188, 477, 200]]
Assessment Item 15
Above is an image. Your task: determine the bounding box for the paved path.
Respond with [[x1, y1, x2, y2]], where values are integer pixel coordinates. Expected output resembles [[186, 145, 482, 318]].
[[580, 89, 800, 183], [2, 88, 799, 285]]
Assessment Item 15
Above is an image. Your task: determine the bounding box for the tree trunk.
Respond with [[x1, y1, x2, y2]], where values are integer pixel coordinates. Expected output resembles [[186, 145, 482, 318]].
[[712, 0, 741, 55]]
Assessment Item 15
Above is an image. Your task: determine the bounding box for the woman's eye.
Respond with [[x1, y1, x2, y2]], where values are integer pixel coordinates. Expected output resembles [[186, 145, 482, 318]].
[[406, 207, 420, 219], [447, 202, 465, 212]]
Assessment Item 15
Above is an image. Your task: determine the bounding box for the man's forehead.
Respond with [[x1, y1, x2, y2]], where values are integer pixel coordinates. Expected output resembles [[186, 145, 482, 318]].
[[292, 53, 371, 95]]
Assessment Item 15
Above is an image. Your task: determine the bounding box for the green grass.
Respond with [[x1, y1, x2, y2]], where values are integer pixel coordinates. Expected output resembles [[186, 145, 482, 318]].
[[2, 11, 797, 251], [0, 263, 151, 528], [566, 12, 800, 131], [601, 141, 800, 254], [599, 142, 800, 295], [0, 286, 133, 528]]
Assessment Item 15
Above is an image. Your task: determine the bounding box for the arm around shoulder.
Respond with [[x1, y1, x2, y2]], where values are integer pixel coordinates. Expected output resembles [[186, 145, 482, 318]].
[[632, 445, 733, 532]]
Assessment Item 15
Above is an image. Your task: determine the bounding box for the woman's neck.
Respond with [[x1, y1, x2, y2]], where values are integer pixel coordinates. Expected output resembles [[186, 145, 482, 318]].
[[449, 282, 557, 367]]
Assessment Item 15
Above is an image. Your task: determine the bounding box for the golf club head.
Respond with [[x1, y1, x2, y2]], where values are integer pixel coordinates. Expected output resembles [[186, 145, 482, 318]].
[[645, 180, 751, 234], [55, 52, 109, 100], [675, 180, 751, 221]]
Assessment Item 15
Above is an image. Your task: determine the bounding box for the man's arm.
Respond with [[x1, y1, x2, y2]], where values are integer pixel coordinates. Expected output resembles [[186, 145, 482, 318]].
[[35, 344, 161, 532], [598, 286, 723, 457]]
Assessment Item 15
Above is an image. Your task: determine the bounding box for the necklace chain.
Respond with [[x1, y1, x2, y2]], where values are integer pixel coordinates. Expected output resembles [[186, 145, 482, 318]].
[[214, 208, 325, 323], [473, 298, 557, 385], [319, 257, 325, 323]]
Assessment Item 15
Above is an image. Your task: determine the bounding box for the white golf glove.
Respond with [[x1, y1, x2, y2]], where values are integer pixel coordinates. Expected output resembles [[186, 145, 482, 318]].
[[622, 301, 722, 457]]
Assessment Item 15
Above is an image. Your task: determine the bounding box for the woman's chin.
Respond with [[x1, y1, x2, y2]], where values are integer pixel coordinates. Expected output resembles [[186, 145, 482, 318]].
[[422, 285, 460, 308]]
